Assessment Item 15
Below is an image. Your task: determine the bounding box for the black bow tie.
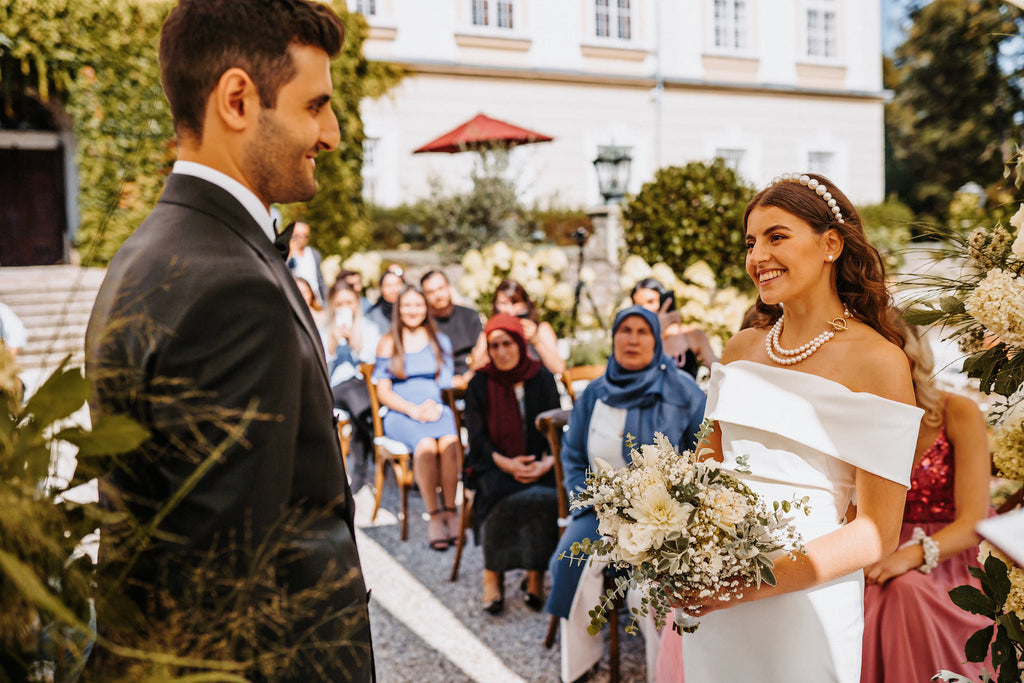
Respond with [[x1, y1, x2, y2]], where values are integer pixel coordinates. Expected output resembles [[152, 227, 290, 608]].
[[274, 221, 295, 260]]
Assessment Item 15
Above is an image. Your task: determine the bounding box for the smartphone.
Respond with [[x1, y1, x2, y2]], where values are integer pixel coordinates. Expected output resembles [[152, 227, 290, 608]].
[[337, 307, 354, 327]]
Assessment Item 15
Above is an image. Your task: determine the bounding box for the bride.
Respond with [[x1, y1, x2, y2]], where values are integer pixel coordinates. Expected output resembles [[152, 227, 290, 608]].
[[670, 173, 923, 683]]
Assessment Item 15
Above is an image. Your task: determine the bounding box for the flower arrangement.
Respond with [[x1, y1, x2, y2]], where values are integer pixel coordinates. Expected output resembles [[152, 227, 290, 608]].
[[562, 422, 808, 636], [456, 241, 585, 336], [618, 255, 754, 354], [903, 153, 1024, 683]]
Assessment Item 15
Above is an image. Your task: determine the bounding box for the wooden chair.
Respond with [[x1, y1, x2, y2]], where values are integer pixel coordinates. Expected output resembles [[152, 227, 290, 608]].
[[559, 364, 605, 405], [443, 386, 475, 582], [537, 407, 621, 682], [359, 363, 415, 541], [334, 408, 352, 477]]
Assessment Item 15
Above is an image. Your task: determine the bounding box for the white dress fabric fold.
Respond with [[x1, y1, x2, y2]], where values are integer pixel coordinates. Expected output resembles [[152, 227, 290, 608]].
[[680, 361, 922, 683]]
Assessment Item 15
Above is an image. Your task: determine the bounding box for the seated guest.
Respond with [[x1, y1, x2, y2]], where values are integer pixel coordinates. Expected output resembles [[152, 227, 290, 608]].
[[286, 221, 327, 306], [464, 314, 562, 616], [545, 306, 706, 683], [471, 279, 565, 375], [421, 269, 483, 389], [631, 277, 718, 377], [373, 286, 461, 550], [338, 268, 373, 313], [324, 279, 381, 490], [295, 276, 325, 329], [366, 267, 405, 332], [860, 323, 993, 683]]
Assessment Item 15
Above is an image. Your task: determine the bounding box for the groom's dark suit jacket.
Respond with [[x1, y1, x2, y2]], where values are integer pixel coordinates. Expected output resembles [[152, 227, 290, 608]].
[[85, 174, 373, 681]]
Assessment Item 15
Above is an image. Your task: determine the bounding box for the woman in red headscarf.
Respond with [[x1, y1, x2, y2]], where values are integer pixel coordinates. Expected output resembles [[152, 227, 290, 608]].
[[464, 313, 562, 615]]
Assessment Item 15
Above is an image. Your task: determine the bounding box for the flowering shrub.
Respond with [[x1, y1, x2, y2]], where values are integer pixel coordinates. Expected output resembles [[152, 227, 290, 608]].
[[619, 255, 754, 354], [456, 241, 581, 336], [333, 252, 385, 290]]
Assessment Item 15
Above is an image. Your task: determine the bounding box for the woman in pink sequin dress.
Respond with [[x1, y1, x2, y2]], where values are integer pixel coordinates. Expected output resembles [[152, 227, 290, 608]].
[[860, 325, 993, 683]]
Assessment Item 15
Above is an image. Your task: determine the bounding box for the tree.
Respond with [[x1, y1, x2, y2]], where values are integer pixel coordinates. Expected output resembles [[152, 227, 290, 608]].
[[621, 159, 755, 290], [886, 0, 1024, 218], [0, 0, 400, 266]]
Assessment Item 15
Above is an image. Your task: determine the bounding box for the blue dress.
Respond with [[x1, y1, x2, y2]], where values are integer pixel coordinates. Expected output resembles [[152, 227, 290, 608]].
[[373, 334, 457, 450]]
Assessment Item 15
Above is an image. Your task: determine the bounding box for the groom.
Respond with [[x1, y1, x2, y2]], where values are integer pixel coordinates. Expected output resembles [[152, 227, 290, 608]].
[[85, 1, 373, 679]]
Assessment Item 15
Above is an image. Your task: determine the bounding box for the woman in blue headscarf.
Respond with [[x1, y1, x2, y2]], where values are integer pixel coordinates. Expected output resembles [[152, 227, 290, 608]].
[[545, 306, 706, 683]]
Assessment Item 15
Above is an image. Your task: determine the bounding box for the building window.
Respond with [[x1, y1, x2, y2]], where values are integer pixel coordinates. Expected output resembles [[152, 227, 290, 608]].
[[715, 148, 746, 171], [363, 137, 378, 167], [805, 0, 838, 59], [472, 0, 515, 29], [353, 0, 376, 16], [595, 0, 632, 40], [712, 0, 749, 51], [807, 150, 835, 177]]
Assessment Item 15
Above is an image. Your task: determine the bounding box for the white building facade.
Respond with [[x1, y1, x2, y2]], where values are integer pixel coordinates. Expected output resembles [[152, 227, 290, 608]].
[[353, 0, 885, 209]]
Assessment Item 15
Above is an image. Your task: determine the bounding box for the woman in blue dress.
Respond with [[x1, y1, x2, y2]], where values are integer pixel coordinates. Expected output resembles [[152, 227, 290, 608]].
[[374, 285, 460, 550]]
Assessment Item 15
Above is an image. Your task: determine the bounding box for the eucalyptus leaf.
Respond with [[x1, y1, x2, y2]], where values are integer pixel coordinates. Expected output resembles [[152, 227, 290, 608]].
[[902, 307, 946, 325]]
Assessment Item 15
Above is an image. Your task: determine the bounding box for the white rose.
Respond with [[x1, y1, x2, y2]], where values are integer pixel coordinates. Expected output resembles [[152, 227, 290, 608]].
[[708, 488, 749, 530], [628, 483, 690, 548], [618, 522, 655, 559]]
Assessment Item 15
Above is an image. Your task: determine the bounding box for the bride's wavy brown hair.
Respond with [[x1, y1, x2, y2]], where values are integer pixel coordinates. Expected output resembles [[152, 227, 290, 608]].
[[745, 173, 903, 347]]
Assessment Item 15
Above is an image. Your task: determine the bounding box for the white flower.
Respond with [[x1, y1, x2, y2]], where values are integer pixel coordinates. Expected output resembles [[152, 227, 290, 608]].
[[598, 513, 623, 538], [462, 249, 484, 273], [650, 262, 678, 290], [683, 261, 717, 289], [593, 457, 615, 473], [628, 483, 691, 548], [1011, 203, 1024, 231], [707, 488, 749, 530], [618, 522, 655, 559], [965, 269, 1024, 347]]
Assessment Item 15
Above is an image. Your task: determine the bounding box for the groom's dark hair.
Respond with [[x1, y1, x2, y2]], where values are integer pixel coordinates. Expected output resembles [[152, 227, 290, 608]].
[[159, 0, 344, 142]]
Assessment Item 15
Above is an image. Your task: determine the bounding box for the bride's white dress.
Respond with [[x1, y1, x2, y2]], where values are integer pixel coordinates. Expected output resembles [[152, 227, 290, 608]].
[[680, 361, 922, 683]]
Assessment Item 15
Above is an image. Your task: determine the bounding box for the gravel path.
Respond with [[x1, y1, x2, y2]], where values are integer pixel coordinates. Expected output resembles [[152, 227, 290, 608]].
[[354, 482, 650, 683]]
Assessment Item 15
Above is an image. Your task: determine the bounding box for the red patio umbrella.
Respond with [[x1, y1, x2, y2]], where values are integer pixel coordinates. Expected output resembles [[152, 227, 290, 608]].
[[413, 113, 553, 154]]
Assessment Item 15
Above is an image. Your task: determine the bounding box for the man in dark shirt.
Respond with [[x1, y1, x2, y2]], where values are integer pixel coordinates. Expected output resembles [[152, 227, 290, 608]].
[[421, 269, 483, 388]]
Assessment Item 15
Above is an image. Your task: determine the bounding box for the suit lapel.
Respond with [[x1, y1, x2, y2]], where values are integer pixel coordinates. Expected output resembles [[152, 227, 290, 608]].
[[158, 175, 330, 383]]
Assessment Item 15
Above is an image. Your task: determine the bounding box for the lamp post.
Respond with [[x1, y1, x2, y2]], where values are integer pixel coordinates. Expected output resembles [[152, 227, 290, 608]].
[[593, 145, 632, 204], [591, 145, 632, 264]]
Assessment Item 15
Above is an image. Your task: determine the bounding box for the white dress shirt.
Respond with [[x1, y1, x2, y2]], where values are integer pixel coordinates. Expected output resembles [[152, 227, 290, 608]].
[[172, 160, 276, 242]]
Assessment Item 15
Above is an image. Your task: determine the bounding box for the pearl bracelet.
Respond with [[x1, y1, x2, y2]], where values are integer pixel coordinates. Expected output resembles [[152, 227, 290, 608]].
[[911, 527, 939, 574]]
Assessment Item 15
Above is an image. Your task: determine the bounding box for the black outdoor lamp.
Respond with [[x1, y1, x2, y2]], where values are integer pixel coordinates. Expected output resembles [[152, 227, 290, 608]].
[[593, 144, 633, 204]]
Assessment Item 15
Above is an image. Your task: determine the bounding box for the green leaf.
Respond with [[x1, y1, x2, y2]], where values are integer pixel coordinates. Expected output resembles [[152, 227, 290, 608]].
[[965, 625, 994, 663], [984, 555, 1012, 601], [0, 549, 86, 630], [996, 613, 1024, 648], [991, 627, 1013, 667], [939, 296, 966, 314], [902, 307, 946, 325], [57, 414, 149, 456], [968, 565, 998, 601], [22, 360, 89, 428], [949, 585, 997, 617]]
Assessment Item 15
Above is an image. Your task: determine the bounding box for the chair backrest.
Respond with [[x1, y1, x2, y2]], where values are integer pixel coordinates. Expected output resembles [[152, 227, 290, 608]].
[[560, 364, 605, 404], [441, 386, 467, 461], [535, 407, 572, 527], [358, 362, 385, 439]]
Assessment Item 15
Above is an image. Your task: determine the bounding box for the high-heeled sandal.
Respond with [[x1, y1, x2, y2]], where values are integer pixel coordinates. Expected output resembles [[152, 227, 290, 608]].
[[483, 572, 504, 615], [427, 509, 449, 551], [520, 576, 544, 612], [443, 506, 459, 545]]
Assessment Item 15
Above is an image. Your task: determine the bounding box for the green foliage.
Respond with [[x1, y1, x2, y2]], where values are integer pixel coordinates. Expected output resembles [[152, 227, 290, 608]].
[[1, 0, 401, 265], [0, 354, 150, 681], [948, 554, 1024, 682], [286, 8, 404, 258], [622, 159, 756, 291], [885, 0, 1024, 217], [858, 197, 915, 272]]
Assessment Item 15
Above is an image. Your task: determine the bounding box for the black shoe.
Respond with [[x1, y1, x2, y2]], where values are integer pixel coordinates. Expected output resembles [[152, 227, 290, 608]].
[[523, 592, 544, 612], [483, 597, 504, 615]]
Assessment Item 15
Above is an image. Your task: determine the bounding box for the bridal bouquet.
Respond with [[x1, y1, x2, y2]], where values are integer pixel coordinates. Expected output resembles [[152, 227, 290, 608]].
[[563, 421, 808, 635]]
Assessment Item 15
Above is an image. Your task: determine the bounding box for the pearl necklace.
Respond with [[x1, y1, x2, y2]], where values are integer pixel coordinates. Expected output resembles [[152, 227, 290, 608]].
[[765, 306, 851, 366]]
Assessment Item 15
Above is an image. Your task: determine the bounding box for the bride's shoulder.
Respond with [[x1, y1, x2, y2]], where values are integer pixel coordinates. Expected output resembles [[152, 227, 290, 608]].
[[840, 325, 914, 404], [721, 327, 768, 363]]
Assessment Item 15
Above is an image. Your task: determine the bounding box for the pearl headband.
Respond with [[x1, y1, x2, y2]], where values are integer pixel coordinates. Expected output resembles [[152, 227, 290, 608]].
[[770, 173, 845, 224]]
